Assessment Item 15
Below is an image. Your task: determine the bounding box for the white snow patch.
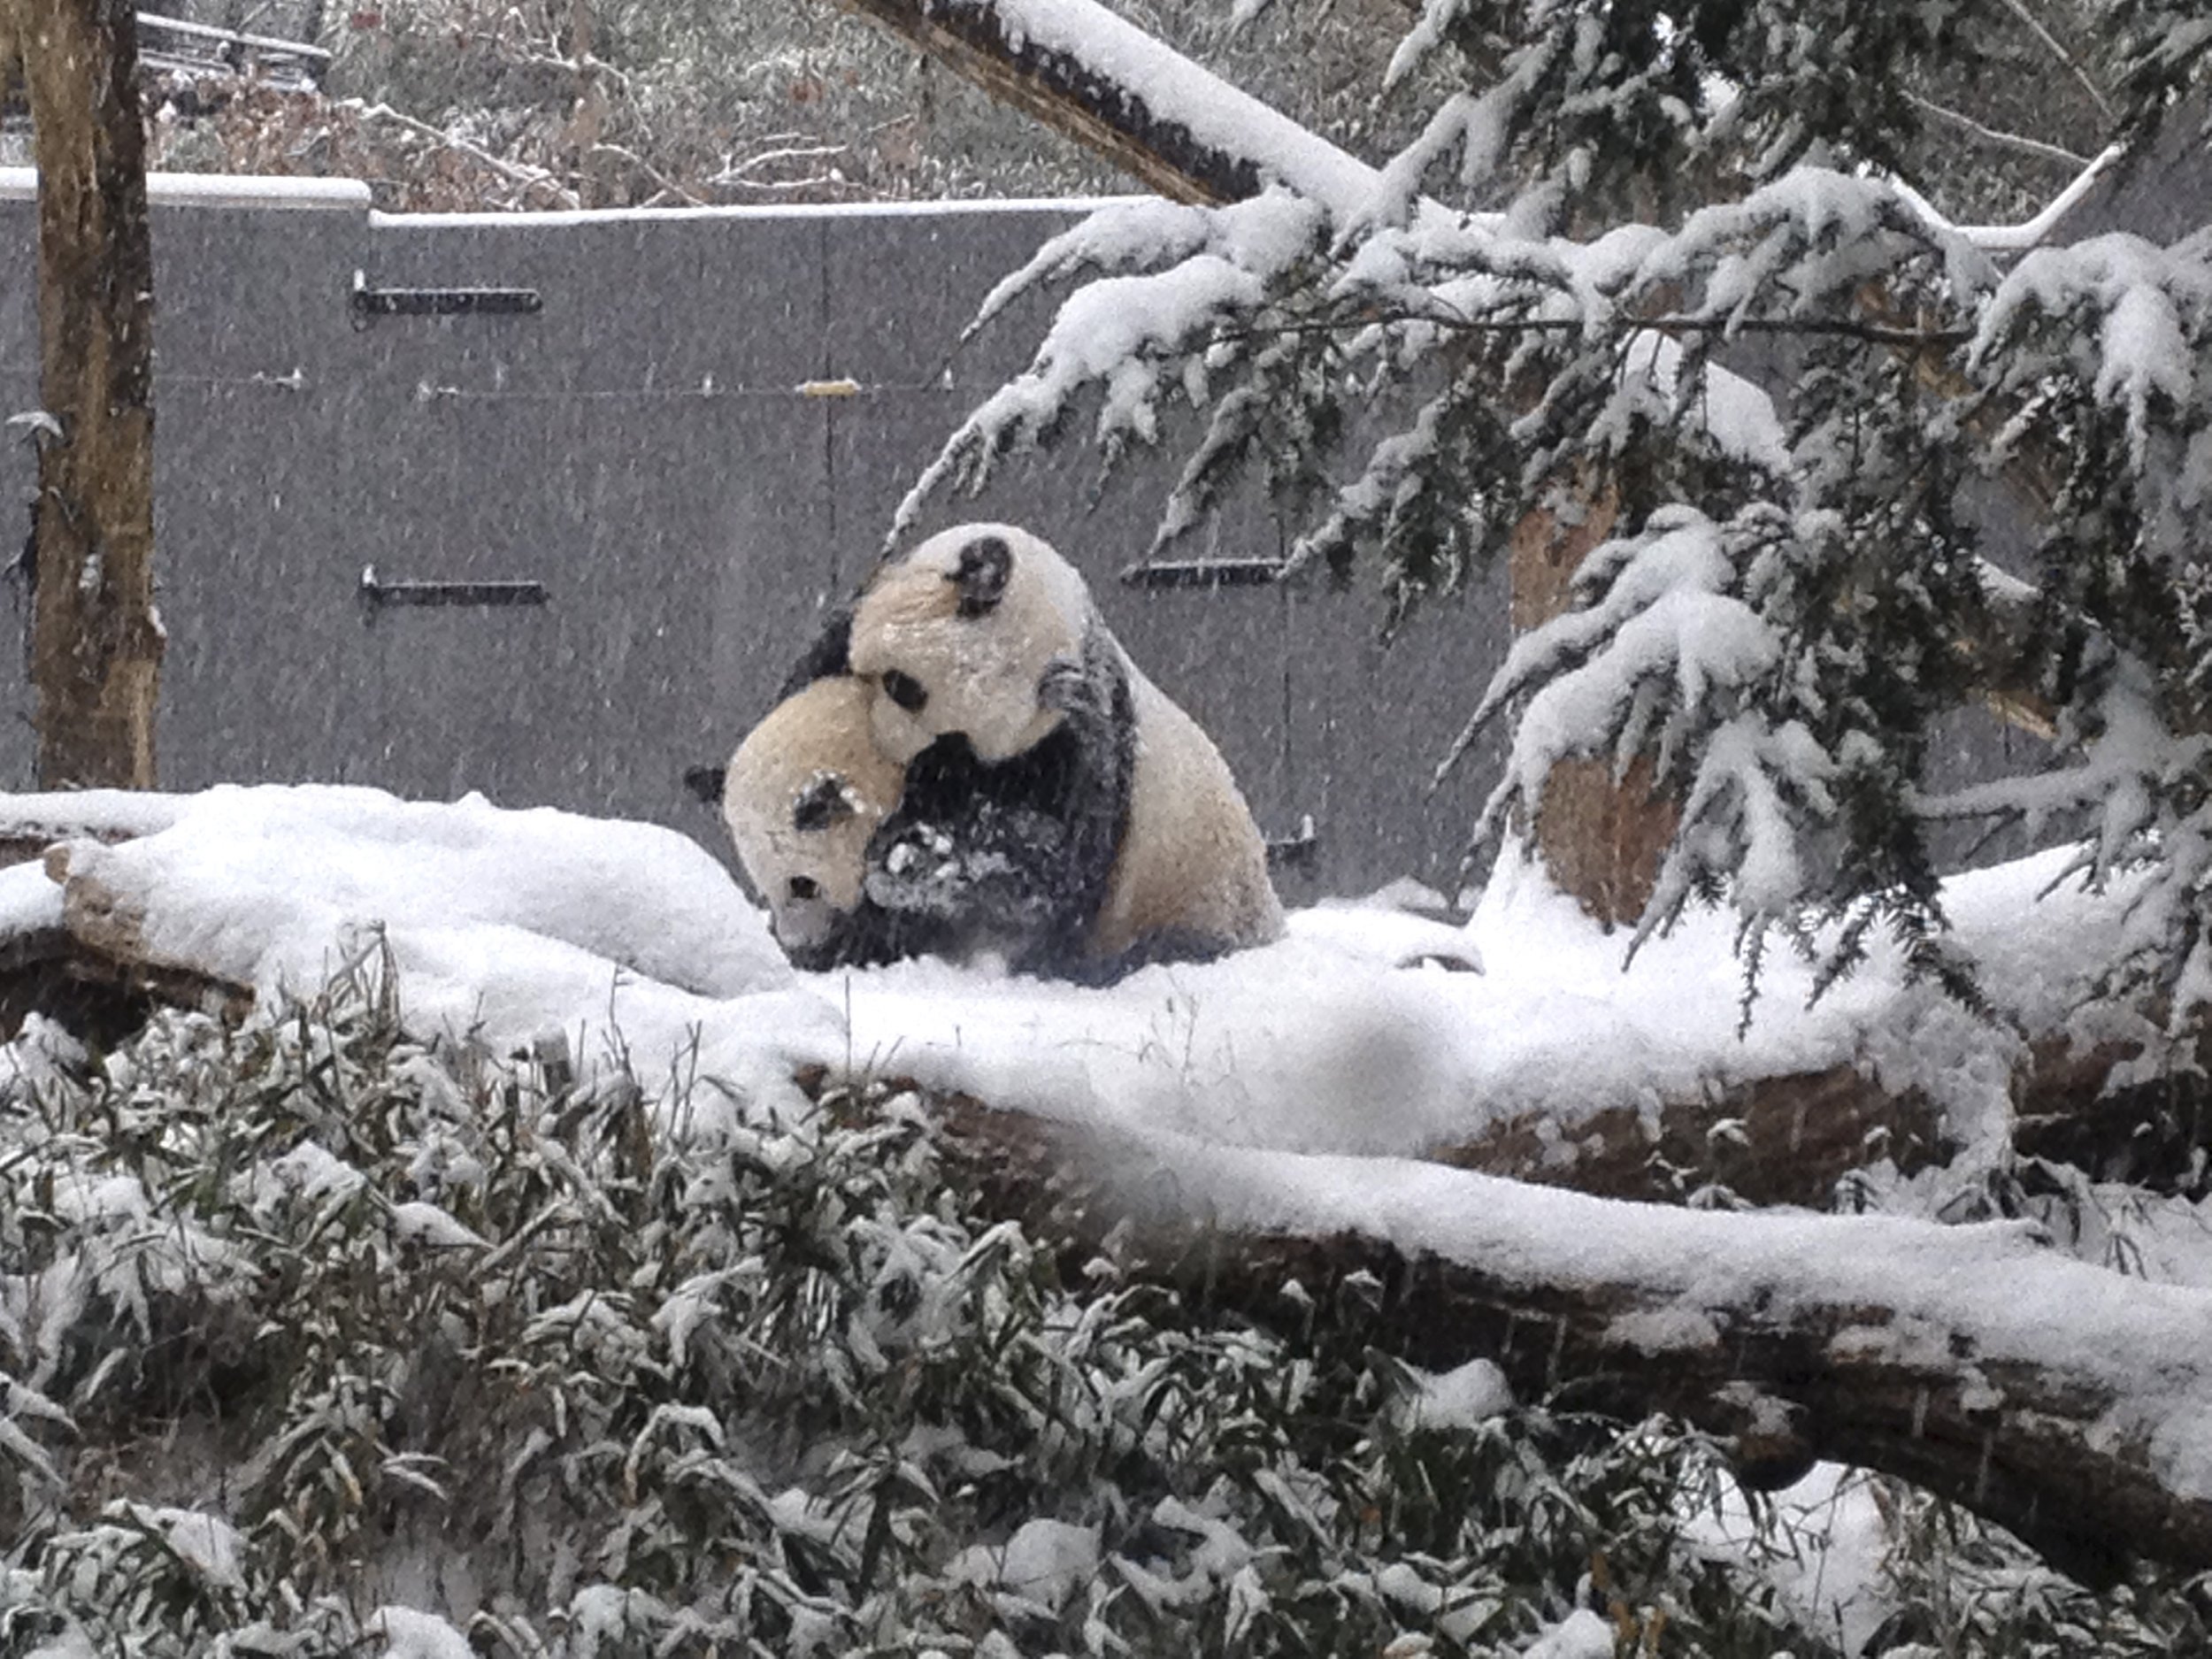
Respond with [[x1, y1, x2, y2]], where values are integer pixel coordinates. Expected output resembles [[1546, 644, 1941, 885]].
[[1607, 1306, 1723, 1355], [1406, 1357, 1513, 1429], [0, 784, 2158, 1187], [998, 1517, 1102, 1610], [366, 1606, 475, 1659], [388, 1201, 488, 1252], [22, 784, 835, 1121], [1684, 1463, 1896, 1655], [135, 1505, 248, 1592], [0, 167, 370, 211], [1519, 1608, 1614, 1658]]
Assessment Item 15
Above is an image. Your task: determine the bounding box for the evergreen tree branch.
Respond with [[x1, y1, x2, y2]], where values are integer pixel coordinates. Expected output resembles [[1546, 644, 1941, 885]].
[[1997, 0, 2116, 120]]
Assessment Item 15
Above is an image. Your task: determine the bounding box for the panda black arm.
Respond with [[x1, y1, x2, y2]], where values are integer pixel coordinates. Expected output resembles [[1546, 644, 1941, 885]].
[[864, 737, 1060, 932], [858, 637, 1134, 975], [1024, 632, 1138, 968]]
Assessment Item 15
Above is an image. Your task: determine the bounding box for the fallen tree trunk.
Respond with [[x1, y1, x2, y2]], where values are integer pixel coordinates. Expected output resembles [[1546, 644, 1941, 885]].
[[4, 799, 2206, 1209], [930, 1089, 2212, 1582], [3, 790, 2210, 1578]]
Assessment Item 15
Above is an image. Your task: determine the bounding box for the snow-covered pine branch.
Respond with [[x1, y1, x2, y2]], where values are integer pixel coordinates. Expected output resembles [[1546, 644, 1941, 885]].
[[876, 0, 2211, 1017]]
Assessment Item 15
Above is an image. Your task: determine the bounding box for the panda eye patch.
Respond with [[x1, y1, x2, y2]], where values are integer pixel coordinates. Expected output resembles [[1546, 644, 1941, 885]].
[[793, 774, 857, 833], [787, 875, 822, 901], [881, 669, 929, 714]]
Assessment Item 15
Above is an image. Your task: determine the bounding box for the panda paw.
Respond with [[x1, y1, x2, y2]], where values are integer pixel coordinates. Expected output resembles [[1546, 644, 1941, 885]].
[[1037, 655, 1111, 724], [869, 824, 966, 915]]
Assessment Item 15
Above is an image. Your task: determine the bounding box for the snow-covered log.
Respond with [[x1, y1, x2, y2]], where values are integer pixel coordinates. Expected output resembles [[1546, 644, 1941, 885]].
[[932, 1091, 2212, 1582], [2, 785, 2209, 1583], [2, 794, 2203, 1210], [832, 0, 1378, 214]]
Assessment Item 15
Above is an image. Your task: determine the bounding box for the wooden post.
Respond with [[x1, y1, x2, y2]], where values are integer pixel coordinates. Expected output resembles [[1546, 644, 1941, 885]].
[[16, 0, 162, 789]]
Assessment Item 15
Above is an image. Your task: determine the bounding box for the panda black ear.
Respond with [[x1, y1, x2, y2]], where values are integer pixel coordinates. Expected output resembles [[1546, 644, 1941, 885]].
[[793, 774, 857, 833], [949, 534, 1013, 617]]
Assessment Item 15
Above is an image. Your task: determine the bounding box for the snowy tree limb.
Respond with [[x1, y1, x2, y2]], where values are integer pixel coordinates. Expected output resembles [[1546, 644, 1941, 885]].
[[1996, 0, 2115, 121], [1901, 90, 2093, 170], [834, 0, 1331, 208], [932, 1092, 2212, 1583], [846, 0, 2128, 766]]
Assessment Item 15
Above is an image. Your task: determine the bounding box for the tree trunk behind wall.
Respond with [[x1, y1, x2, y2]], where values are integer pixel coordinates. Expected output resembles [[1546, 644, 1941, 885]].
[[1507, 472, 1675, 926], [18, 0, 161, 790]]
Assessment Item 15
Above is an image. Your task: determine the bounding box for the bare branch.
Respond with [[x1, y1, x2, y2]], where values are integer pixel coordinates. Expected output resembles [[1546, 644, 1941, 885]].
[[1996, 0, 2115, 121], [1904, 89, 2092, 169], [349, 99, 583, 210]]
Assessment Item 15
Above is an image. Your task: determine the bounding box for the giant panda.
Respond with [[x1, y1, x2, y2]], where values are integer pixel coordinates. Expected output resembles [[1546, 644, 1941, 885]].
[[792, 521, 1285, 979], [720, 675, 912, 970], [721, 670, 1089, 971]]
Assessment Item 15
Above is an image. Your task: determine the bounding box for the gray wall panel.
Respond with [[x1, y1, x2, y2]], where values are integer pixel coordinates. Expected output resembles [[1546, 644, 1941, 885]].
[[0, 203, 36, 373], [362, 215, 828, 397], [0, 181, 2095, 903], [1286, 572, 1509, 902], [152, 375, 376, 787], [592, 391, 834, 824], [149, 204, 366, 380], [824, 205, 1084, 393]]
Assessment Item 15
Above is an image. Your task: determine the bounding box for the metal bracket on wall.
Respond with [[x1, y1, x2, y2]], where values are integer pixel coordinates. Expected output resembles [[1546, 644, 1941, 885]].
[[349, 269, 543, 326], [1263, 814, 1320, 874], [1119, 557, 1288, 590], [359, 565, 549, 618]]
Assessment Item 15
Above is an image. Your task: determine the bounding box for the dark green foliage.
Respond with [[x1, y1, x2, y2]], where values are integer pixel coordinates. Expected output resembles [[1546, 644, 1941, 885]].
[[4, 973, 2212, 1654]]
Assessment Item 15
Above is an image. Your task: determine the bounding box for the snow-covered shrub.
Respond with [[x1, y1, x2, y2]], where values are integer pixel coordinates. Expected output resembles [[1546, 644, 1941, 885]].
[[1, 965, 2207, 1655]]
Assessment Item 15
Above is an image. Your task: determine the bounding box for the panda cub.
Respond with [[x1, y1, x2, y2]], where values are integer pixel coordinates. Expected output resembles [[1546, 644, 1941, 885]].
[[784, 521, 1284, 979], [720, 676, 909, 970], [722, 672, 1084, 970]]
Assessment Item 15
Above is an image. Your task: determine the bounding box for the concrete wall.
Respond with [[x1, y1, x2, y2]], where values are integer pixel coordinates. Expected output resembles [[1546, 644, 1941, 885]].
[[3, 167, 2114, 902], [0, 180, 1522, 904]]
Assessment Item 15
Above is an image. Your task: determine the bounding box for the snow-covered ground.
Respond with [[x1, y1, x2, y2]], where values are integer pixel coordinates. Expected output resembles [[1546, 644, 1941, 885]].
[[6, 782, 2212, 1655], [16, 780, 2212, 1313], [0, 780, 2149, 1175]]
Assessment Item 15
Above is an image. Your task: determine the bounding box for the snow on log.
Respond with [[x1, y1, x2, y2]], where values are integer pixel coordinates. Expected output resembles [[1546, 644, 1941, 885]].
[[833, 0, 1378, 216], [932, 1092, 2212, 1581], [0, 787, 186, 871], [1, 786, 2208, 1575], [0, 793, 2202, 1209]]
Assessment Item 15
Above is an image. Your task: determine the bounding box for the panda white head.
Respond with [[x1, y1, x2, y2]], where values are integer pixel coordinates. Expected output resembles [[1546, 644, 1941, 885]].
[[722, 677, 904, 956], [847, 522, 1096, 765]]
